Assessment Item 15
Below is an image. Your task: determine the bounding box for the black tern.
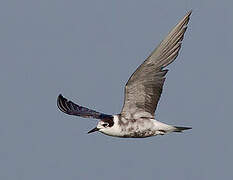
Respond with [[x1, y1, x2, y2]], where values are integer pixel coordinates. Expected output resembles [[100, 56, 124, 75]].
[[57, 11, 192, 138]]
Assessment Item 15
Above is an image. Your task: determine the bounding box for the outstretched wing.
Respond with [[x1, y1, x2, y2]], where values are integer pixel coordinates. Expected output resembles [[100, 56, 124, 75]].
[[57, 94, 111, 119], [121, 11, 192, 119]]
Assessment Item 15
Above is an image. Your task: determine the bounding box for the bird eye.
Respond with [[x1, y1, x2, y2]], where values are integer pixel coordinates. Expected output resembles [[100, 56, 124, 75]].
[[103, 123, 109, 127]]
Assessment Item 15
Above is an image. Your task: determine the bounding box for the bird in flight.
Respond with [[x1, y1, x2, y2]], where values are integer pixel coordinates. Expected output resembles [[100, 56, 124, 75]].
[[57, 11, 192, 138]]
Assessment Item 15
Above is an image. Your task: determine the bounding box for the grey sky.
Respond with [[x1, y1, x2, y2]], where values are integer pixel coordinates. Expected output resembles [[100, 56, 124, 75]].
[[0, 0, 233, 179]]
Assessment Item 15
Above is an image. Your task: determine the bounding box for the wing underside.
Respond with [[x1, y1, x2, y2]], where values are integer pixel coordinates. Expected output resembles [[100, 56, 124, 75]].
[[121, 11, 192, 119]]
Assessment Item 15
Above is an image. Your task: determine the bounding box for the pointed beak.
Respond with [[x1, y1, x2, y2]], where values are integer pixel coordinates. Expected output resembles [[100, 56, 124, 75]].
[[87, 127, 99, 134]]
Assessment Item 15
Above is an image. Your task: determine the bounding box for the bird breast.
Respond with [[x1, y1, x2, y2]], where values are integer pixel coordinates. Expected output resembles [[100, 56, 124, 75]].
[[116, 116, 156, 138]]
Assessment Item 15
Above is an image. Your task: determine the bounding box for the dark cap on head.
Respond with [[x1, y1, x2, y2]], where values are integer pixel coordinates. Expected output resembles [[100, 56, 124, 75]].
[[101, 116, 114, 127]]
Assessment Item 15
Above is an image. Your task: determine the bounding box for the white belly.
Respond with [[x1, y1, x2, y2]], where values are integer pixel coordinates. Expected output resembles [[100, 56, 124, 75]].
[[99, 116, 174, 138]]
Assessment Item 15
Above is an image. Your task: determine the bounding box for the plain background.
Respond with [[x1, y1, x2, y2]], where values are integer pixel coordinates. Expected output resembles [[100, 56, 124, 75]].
[[1, 0, 233, 179]]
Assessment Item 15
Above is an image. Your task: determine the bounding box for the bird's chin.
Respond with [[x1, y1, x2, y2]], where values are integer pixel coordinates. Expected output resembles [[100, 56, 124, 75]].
[[98, 128, 116, 137], [98, 128, 108, 135], [98, 128, 105, 133]]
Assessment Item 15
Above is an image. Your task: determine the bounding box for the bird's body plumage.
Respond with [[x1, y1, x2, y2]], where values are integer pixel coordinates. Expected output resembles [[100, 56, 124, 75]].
[[100, 115, 175, 138], [57, 11, 192, 138]]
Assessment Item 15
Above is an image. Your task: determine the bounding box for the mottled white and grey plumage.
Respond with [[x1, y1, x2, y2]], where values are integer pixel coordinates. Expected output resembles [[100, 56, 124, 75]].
[[57, 11, 192, 138]]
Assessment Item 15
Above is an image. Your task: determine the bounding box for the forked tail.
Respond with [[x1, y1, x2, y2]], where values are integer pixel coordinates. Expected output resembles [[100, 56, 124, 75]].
[[173, 126, 192, 132]]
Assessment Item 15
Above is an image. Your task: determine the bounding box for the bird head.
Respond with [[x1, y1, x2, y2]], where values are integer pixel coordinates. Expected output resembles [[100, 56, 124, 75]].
[[88, 116, 114, 134]]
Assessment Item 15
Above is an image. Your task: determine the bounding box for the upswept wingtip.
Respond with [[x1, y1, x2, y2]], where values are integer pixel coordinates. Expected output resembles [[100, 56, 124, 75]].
[[57, 94, 68, 113]]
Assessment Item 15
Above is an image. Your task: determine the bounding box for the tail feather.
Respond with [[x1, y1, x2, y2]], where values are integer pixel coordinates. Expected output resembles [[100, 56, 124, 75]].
[[173, 126, 192, 132]]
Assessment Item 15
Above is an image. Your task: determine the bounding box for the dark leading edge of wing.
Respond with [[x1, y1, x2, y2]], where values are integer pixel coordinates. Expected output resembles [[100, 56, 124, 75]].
[[121, 11, 192, 119], [57, 94, 112, 119]]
